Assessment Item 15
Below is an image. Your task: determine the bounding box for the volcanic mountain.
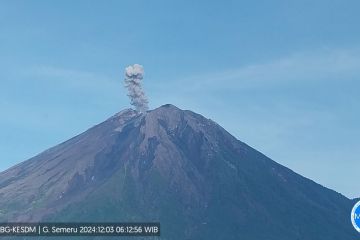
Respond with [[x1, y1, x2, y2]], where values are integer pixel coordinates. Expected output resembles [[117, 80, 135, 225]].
[[0, 104, 356, 239]]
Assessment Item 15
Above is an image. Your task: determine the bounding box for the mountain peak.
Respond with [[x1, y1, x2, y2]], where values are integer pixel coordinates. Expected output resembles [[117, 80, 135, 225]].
[[158, 103, 180, 109], [109, 104, 181, 122], [149, 104, 182, 116]]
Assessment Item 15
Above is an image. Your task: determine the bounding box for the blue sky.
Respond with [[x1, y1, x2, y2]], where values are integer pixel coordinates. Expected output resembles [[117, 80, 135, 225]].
[[0, 0, 359, 198]]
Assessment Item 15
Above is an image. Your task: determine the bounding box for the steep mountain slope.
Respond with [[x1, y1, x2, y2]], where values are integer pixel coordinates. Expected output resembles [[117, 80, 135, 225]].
[[0, 104, 356, 239]]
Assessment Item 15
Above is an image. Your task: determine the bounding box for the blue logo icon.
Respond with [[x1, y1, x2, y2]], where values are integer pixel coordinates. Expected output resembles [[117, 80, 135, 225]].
[[351, 201, 360, 233]]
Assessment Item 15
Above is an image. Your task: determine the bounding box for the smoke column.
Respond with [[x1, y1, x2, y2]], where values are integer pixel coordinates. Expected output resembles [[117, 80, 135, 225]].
[[124, 64, 149, 113]]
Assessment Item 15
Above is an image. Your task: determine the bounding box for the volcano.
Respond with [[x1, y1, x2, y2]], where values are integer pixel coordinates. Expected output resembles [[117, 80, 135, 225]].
[[0, 104, 356, 239]]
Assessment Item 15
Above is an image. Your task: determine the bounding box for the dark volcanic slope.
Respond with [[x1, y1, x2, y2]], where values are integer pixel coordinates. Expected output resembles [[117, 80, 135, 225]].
[[0, 104, 356, 239]]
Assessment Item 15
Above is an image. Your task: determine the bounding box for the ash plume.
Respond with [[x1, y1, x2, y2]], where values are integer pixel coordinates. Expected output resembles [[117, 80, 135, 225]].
[[124, 64, 149, 113]]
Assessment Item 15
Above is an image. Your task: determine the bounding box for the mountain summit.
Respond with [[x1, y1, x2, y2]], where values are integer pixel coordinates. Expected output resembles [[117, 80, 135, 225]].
[[0, 104, 356, 239]]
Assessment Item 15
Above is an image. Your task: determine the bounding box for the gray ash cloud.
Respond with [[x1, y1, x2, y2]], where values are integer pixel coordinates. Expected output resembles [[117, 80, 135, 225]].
[[124, 64, 149, 113]]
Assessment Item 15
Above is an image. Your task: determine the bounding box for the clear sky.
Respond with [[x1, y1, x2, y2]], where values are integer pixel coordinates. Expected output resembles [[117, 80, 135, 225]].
[[1, 0, 359, 198]]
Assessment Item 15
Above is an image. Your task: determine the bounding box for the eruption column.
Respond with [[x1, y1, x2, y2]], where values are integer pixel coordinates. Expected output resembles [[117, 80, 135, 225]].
[[124, 64, 149, 113]]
